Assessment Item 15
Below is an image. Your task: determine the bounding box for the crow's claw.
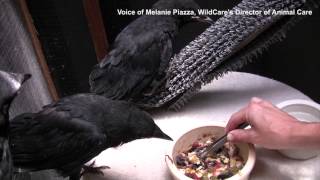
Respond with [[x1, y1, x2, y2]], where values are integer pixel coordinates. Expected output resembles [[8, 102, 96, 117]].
[[80, 161, 110, 177]]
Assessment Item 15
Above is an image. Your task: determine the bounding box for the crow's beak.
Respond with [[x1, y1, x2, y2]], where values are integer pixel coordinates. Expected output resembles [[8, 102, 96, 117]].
[[153, 127, 173, 141], [191, 15, 214, 25], [0, 71, 31, 91], [11, 73, 31, 85], [21, 74, 32, 84], [0, 71, 31, 111]]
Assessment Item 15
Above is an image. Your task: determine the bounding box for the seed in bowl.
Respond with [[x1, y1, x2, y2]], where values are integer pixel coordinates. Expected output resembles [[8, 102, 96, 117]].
[[175, 136, 244, 180]]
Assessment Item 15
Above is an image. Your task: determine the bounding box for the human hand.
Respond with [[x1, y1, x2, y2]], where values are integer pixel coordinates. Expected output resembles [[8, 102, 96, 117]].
[[226, 97, 308, 150]]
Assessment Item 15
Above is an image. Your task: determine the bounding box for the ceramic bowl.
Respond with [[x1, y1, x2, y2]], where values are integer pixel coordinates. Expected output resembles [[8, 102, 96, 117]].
[[277, 99, 320, 160], [165, 125, 256, 180]]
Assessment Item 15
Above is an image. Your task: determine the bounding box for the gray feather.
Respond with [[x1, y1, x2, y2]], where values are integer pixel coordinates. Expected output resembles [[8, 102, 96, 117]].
[[137, 0, 319, 109]]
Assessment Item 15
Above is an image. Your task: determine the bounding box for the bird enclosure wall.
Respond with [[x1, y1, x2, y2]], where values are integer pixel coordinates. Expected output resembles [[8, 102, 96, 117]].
[[25, 0, 98, 97], [0, 0, 63, 179], [0, 0, 52, 116]]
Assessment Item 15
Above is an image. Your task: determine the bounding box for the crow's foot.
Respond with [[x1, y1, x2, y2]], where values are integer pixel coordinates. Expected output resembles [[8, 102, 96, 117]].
[[80, 161, 110, 177]]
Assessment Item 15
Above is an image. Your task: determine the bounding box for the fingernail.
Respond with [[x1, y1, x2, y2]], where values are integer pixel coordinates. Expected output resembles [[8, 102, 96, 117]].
[[227, 133, 234, 141], [251, 97, 262, 103]]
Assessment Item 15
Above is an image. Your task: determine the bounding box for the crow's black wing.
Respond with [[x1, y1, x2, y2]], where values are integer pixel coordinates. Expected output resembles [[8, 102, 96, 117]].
[[10, 105, 107, 177], [89, 16, 174, 100]]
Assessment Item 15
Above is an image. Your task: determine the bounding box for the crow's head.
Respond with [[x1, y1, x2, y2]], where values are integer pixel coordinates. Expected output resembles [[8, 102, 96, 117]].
[[153, 0, 213, 25], [0, 70, 31, 114], [104, 105, 172, 147], [125, 109, 172, 142]]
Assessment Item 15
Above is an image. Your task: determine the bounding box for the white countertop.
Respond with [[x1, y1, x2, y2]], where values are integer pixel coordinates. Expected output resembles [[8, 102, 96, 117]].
[[84, 72, 320, 180]]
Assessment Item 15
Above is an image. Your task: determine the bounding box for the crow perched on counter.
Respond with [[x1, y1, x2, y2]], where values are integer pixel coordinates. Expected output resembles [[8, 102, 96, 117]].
[[89, 0, 212, 103], [9, 93, 171, 180], [0, 70, 30, 180]]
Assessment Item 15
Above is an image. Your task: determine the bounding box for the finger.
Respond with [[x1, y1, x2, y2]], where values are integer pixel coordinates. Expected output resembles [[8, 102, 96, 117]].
[[227, 129, 256, 144], [251, 97, 275, 109], [252, 98, 287, 119], [226, 107, 248, 132], [259, 100, 274, 109], [251, 97, 263, 104]]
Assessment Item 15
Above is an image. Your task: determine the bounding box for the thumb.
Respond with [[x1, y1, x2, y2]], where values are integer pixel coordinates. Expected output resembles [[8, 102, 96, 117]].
[[227, 129, 255, 144]]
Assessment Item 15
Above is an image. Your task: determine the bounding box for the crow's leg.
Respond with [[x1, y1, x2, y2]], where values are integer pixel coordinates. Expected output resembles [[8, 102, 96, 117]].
[[80, 161, 110, 177], [69, 173, 80, 180], [68, 168, 82, 180]]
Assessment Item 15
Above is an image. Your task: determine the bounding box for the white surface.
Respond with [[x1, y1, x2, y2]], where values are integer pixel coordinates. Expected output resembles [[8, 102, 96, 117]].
[[85, 72, 320, 180], [277, 99, 320, 160]]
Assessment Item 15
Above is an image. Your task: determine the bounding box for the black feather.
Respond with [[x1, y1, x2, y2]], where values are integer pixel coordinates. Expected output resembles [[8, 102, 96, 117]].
[[9, 94, 171, 180], [89, 0, 207, 103]]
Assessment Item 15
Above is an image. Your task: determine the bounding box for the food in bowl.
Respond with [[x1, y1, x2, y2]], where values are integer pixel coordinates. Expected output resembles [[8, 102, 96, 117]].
[[166, 126, 256, 180], [175, 135, 244, 180]]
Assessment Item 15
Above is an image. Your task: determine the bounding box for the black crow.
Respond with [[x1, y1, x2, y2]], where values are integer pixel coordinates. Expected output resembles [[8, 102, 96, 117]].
[[9, 93, 171, 180], [0, 70, 30, 180], [89, 0, 212, 103]]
